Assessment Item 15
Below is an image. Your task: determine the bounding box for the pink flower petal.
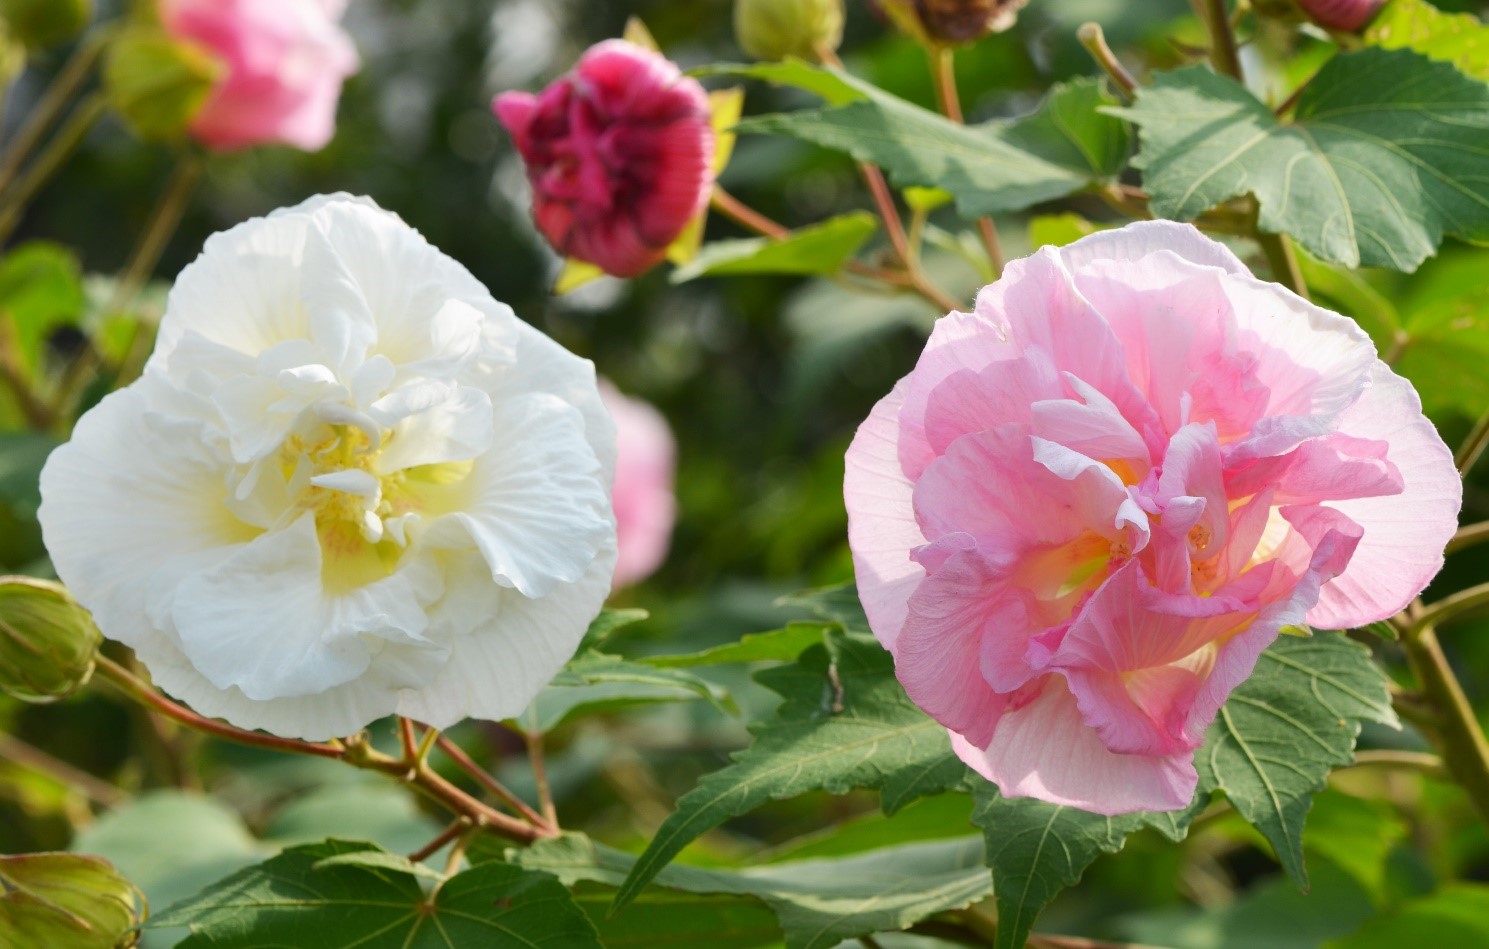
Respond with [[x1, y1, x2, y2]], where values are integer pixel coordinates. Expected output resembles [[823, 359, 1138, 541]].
[[951, 677, 1198, 814], [1308, 363, 1460, 627]]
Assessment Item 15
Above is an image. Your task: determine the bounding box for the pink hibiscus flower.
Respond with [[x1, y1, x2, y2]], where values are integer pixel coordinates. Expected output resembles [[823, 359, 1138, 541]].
[[162, 0, 359, 152], [494, 40, 715, 278], [601, 380, 678, 588], [844, 222, 1460, 814]]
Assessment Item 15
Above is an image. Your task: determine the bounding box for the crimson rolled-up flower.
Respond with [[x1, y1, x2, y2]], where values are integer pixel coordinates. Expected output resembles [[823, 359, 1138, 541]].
[[845, 222, 1460, 815], [494, 41, 716, 279], [1295, 0, 1383, 31]]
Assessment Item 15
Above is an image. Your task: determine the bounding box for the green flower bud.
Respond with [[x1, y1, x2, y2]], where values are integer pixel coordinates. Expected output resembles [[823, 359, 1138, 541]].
[[734, 0, 844, 62], [0, 853, 142, 949], [0, 576, 101, 703], [0, 0, 92, 50], [102, 25, 221, 143]]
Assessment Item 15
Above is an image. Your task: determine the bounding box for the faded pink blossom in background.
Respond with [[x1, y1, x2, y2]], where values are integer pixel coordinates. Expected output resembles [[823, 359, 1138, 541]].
[[845, 222, 1461, 814], [162, 0, 359, 151], [494, 40, 715, 278], [1295, 0, 1384, 31], [601, 380, 677, 588]]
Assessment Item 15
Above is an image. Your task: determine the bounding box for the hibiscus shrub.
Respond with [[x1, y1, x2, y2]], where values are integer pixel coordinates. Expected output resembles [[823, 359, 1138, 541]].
[[3, 1, 1489, 948]]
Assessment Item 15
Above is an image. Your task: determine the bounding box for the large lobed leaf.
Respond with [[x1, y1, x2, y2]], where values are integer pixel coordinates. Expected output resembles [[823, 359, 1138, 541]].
[[737, 75, 1131, 218], [1119, 48, 1489, 271], [1197, 632, 1397, 887], [152, 839, 602, 948], [613, 628, 968, 911], [972, 788, 1193, 949], [514, 833, 990, 949]]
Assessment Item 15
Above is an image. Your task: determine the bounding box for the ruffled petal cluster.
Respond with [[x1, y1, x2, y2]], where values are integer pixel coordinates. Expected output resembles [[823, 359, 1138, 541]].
[[494, 40, 715, 278], [845, 222, 1460, 814], [600, 381, 677, 588], [39, 195, 617, 740], [162, 0, 359, 151]]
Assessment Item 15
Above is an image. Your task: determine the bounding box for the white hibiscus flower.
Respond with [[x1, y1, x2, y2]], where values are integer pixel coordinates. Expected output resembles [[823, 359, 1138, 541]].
[[38, 194, 617, 740]]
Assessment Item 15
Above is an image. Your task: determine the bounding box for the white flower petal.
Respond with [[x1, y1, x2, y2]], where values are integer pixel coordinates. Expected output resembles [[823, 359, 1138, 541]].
[[376, 386, 494, 472], [38, 379, 256, 652], [422, 393, 611, 599], [396, 543, 615, 728]]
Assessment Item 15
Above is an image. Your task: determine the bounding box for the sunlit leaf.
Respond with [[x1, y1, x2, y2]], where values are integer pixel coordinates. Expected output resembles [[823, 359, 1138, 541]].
[[739, 76, 1131, 218], [1119, 49, 1489, 271], [671, 212, 878, 283], [1367, 0, 1489, 81]]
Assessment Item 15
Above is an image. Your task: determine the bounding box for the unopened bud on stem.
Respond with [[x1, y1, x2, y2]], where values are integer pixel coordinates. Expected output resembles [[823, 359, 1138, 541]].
[[913, 0, 1028, 45], [734, 0, 844, 62], [0, 576, 101, 703], [1293, 0, 1384, 31]]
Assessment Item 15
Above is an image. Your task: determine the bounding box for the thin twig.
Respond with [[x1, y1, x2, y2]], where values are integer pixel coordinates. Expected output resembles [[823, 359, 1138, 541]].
[[1400, 623, 1489, 827], [930, 47, 1004, 276], [1455, 408, 1489, 477], [0, 26, 117, 196], [710, 187, 789, 240], [817, 44, 963, 314], [95, 656, 346, 760], [710, 186, 933, 293], [408, 817, 470, 864], [94, 656, 550, 844], [1412, 581, 1489, 634], [1343, 750, 1449, 780], [1448, 521, 1489, 556], [399, 717, 418, 764], [527, 728, 559, 829], [0, 730, 126, 807], [0, 94, 106, 244], [433, 733, 550, 829], [54, 153, 202, 420], [1193, 0, 1244, 81]]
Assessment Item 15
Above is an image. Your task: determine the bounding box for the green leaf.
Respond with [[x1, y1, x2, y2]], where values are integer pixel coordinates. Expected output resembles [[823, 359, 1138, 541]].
[[1392, 274, 1489, 415], [0, 241, 86, 376], [1120, 857, 1376, 949], [776, 581, 872, 637], [577, 607, 650, 652], [72, 790, 268, 945], [644, 622, 827, 668], [1196, 632, 1398, 887], [1367, 0, 1489, 82], [1303, 790, 1408, 901], [671, 212, 878, 283], [739, 76, 1131, 218], [690, 60, 866, 107], [153, 839, 603, 948], [263, 782, 445, 857], [568, 883, 781, 949], [971, 786, 1195, 949], [613, 629, 967, 911], [517, 833, 991, 949], [759, 792, 975, 863], [0, 852, 143, 949], [1118, 48, 1489, 271], [1328, 885, 1489, 948], [530, 649, 738, 731], [1027, 212, 1105, 249]]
